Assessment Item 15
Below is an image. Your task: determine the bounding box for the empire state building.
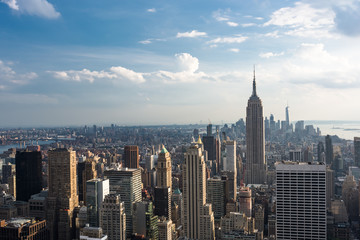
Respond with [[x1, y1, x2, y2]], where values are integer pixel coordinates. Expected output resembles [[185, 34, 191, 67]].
[[245, 70, 266, 184]]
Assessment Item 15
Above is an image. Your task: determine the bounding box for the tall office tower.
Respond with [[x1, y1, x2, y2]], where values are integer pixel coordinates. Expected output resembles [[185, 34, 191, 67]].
[[325, 135, 333, 166], [172, 189, 183, 227], [295, 120, 305, 134], [86, 178, 109, 227], [238, 187, 252, 217], [104, 168, 141, 238], [8, 174, 16, 198], [154, 187, 171, 220], [276, 162, 326, 240], [2, 163, 15, 184], [77, 157, 86, 202], [354, 137, 360, 167], [158, 218, 173, 240], [207, 124, 213, 136], [245, 71, 266, 184], [285, 105, 290, 128], [78, 158, 98, 204], [220, 171, 236, 200], [326, 167, 334, 209], [207, 176, 227, 220], [224, 140, 236, 172], [269, 114, 275, 131], [254, 204, 264, 233], [182, 143, 215, 240], [123, 145, 139, 169], [133, 201, 159, 239], [100, 194, 126, 240], [156, 146, 172, 191], [342, 175, 359, 221], [15, 150, 42, 202], [47, 148, 79, 240], [318, 141, 325, 162]]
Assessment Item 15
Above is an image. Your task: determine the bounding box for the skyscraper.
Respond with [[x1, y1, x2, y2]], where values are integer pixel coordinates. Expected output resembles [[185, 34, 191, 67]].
[[276, 162, 326, 240], [47, 148, 79, 240], [100, 194, 126, 240], [15, 150, 42, 202], [285, 105, 290, 128], [156, 145, 172, 191], [123, 145, 139, 169], [354, 137, 360, 167], [245, 70, 266, 184], [104, 168, 141, 238], [325, 135, 333, 166], [86, 178, 109, 227], [182, 143, 215, 239]]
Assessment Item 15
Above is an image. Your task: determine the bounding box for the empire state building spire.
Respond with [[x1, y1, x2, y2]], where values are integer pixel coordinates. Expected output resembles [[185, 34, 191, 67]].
[[252, 65, 257, 97]]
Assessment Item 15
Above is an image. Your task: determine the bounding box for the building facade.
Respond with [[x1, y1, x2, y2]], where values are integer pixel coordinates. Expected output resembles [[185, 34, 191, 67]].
[[182, 143, 215, 239], [276, 162, 326, 240], [46, 148, 79, 240]]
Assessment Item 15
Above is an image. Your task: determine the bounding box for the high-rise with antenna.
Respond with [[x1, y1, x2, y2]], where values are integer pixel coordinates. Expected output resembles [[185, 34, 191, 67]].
[[245, 67, 266, 184]]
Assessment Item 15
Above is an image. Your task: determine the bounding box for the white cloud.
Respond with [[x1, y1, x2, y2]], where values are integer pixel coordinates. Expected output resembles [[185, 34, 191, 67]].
[[259, 51, 284, 58], [175, 53, 199, 73], [264, 2, 335, 38], [263, 31, 280, 38], [254, 17, 264, 20], [1, 0, 19, 10], [227, 21, 238, 27], [139, 39, 152, 44], [0, 60, 37, 86], [212, 9, 230, 22], [207, 36, 248, 44], [1, 0, 60, 19], [50, 53, 211, 84], [176, 30, 207, 38], [241, 23, 256, 27], [147, 8, 156, 13], [229, 48, 240, 53], [216, 16, 229, 21], [110, 66, 145, 83]]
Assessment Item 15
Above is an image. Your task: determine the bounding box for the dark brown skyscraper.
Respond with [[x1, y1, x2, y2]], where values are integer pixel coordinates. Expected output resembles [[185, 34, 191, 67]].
[[15, 150, 42, 202], [245, 70, 266, 184], [47, 148, 78, 240], [123, 145, 139, 168]]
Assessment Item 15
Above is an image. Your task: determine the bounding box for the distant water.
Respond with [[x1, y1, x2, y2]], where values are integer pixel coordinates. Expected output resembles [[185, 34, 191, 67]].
[[0, 140, 55, 154], [304, 121, 360, 140]]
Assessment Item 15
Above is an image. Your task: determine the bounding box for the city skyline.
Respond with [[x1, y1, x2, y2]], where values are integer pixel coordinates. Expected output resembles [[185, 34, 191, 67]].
[[1, 0, 360, 127]]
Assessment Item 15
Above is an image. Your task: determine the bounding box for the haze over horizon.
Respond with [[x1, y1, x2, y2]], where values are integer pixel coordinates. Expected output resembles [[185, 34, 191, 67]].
[[1, 0, 360, 127]]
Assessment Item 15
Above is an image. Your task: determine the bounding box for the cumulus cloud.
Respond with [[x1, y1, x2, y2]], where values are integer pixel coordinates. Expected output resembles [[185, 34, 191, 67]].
[[259, 51, 284, 58], [50, 53, 212, 84], [1, 0, 18, 10], [147, 8, 156, 13], [227, 21, 238, 27], [264, 2, 335, 38], [207, 35, 247, 44], [1, 0, 60, 19], [176, 30, 207, 38], [175, 53, 199, 73], [0, 60, 38, 86]]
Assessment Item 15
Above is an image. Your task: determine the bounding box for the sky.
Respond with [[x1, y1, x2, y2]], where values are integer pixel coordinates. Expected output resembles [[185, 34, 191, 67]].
[[1, 0, 360, 127]]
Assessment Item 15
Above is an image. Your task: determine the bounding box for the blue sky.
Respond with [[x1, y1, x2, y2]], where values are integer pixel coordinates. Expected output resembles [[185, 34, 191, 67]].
[[1, 0, 360, 127]]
